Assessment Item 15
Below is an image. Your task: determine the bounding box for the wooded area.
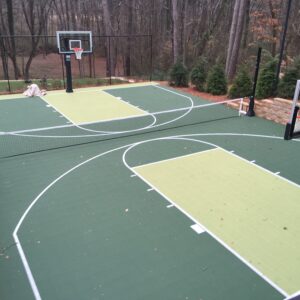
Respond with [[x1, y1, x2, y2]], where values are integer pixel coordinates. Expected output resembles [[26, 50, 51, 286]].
[[0, 0, 300, 87]]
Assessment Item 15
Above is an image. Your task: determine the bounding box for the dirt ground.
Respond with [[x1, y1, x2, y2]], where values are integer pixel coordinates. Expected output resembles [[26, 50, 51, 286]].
[[2, 53, 108, 80]]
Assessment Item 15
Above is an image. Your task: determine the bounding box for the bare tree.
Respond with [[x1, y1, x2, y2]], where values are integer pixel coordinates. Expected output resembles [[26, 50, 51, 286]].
[[0, 0, 21, 78], [101, 0, 116, 76], [225, 0, 247, 81], [125, 0, 133, 76], [172, 0, 180, 63], [21, 0, 54, 80]]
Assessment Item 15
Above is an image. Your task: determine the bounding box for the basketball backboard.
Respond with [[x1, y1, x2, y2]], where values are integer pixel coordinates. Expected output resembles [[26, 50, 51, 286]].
[[56, 31, 92, 54]]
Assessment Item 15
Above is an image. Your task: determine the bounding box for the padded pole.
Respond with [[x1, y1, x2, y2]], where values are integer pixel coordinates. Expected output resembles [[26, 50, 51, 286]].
[[65, 54, 73, 93]]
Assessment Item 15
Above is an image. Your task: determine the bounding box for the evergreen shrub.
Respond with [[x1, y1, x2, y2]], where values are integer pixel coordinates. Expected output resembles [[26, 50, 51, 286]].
[[190, 57, 208, 91], [229, 68, 252, 98], [278, 57, 300, 99], [256, 58, 277, 99], [206, 64, 227, 95], [169, 62, 189, 87]]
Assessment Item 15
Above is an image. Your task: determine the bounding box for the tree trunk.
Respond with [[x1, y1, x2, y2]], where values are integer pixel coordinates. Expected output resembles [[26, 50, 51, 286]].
[[269, 0, 278, 57], [21, 0, 53, 80], [0, 37, 9, 80], [172, 0, 180, 63], [125, 0, 133, 76], [182, 0, 188, 65], [102, 0, 116, 76], [242, 0, 251, 49], [225, 0, 247, 81], [6, 0, 20, 79]]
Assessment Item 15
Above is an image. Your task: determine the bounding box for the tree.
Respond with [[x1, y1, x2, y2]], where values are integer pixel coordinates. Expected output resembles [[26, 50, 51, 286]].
[[225, 0, 248, 81], [207, 64, 227, 95], [171, 0, 181, 63], [21, 0, 54, 80], [256, 58, 278, 99], [124, 0, 133, 76], [250, 0, 282, 57], [278, 57, 300, 98], [169, 61, 188, 87], [0, 0, 21, 79], [229, 68, 252, 98], [101, 0, 116, 76], [190, 57, 208, 91]]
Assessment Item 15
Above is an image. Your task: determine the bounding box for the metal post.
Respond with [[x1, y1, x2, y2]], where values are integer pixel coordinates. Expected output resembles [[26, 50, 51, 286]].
[[5, 49, 11, 93], [108, 36, 112, 85], [247, 47, 262, 117], [274, 0, 293, 93], [60, 54, 66, 89], [65, 54, 73, 93], [150, 35, 153, 81]]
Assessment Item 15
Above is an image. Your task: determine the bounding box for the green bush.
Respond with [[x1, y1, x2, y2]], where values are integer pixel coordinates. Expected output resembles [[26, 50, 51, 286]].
[[256, 58, 277, 99], [229, 68, 252, 98], [278, 57, 300, 99], [52, 79, 63, 89], [278, 68, 299, 99], [169, 62, 189, 87], [152, 70, 167, 81], [206, 64, 227, 95], [190, 57, 208, 91]]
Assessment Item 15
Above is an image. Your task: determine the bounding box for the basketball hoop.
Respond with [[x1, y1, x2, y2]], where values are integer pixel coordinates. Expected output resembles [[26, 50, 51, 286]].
[[73, 48, 83, 60]]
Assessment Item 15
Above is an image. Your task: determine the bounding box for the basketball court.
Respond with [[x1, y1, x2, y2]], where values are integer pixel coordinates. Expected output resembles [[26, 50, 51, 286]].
[[0, 31, 300, 300]]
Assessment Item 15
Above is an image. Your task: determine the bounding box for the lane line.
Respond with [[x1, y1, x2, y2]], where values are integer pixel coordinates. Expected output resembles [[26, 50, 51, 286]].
[[134, 148, 218, 169], [40, 96, 75, 125]]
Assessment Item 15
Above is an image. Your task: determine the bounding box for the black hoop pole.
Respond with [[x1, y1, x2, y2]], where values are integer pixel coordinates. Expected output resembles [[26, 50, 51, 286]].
[[64, 54, 73, 93], [247, 47, 262, 117]]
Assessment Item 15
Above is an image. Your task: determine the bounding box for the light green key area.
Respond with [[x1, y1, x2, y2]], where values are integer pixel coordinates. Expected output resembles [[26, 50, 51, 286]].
[[133, 148, 300, 295]]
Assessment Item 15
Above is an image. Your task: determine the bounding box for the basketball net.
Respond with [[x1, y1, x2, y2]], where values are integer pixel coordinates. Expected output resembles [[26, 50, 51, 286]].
[[73, 48, 83, 60]]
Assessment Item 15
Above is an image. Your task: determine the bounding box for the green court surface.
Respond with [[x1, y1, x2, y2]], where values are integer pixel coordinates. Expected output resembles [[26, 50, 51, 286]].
[[0, 97, 69, 131], [105, 85, 207, 112], [0, 83, 300, 300]]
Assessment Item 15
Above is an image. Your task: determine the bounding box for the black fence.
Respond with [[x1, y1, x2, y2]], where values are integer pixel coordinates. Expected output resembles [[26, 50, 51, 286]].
[[0, 34, 153, 94]]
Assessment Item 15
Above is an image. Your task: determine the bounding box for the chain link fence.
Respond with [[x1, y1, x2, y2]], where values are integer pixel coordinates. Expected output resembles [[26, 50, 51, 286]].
[[0, 34, 153, 94]]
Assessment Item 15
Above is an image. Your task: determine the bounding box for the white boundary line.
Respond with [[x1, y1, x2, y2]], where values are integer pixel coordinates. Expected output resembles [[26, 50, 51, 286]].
[[44, 82, 159, 96], [39, 96, 76, 125], [134, 147, 218, 169], [12, 144, 130, 300], [12, 133, 300, 299], [285, 290, 300, 300], [102, 82, 159, 91], [100, 89, 147, 115]]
